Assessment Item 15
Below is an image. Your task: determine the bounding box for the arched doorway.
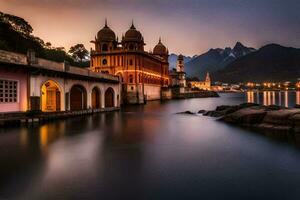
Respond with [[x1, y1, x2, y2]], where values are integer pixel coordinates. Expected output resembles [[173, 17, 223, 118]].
[[41, 80, 61, 112], [70, 84, 87, 110], [105, 87, 114, 108], [116, 72, 123, 83], [91, 87, 101, 109]]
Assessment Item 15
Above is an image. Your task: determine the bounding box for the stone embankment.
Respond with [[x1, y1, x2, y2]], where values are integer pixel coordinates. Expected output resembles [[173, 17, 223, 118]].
[[0, 107, 119, 127], [178, 103, 300, 133], [172, 91, 219, 99]]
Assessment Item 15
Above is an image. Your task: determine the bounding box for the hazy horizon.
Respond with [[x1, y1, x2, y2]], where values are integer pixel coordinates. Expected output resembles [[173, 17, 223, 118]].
[[1, 0, 299, 56]]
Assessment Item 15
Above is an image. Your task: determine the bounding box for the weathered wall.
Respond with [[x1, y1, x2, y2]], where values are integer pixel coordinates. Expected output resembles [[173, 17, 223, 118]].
[[144, 84, 161, 100], [0, 68, 28, 112], [161, 88, 172, 100]]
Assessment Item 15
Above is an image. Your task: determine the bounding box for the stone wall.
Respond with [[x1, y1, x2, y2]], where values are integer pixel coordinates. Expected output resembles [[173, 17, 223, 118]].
[[0, 50, 27, 65]]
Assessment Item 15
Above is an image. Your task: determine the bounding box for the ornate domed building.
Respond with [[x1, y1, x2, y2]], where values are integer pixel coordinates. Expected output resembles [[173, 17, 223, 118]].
[[90, 20, 169, 104], [122, 22, 145, 51], [169, 54, 186, 93], [153, 38, 168, 60], [93, 20, 117, 52]]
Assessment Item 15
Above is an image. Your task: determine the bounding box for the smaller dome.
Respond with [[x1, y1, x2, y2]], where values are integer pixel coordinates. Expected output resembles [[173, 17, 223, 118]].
[[97, 20, 116, 41], [124, 22, 143, 42], [153, 38, 168, 55], [178, 54, 184, 60]]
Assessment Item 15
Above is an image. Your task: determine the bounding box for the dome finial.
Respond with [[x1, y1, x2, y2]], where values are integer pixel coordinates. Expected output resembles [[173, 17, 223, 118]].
[[130, 19, 135, 29], [159, 37, 162, 43], [105, 18, 108, 27]]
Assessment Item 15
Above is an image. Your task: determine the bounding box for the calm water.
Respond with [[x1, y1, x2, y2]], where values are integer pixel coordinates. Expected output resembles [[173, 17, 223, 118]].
[[246, 90, 300, 107], [1, 92, 300, 199]]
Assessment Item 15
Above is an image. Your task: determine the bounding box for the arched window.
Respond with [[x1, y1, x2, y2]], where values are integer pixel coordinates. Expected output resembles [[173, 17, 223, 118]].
[[91, 87, 101, 109], [102, 59, 107, 65], [70, 84, 87, 110], [102, 44, 108, 51], [129, 59, 133, 66], [105, 87, 115, 108], [129, 74, 133, 83], [129, 44, 134, 50]]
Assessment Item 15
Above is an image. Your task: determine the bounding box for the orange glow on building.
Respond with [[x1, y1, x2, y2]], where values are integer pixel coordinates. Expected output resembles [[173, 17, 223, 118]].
[[90, 21, 169, 104]]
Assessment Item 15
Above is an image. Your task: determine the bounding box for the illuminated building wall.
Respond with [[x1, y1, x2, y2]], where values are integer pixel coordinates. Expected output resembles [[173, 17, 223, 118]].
[[190, 72, 211, 91], [90, 21, 169, 104]]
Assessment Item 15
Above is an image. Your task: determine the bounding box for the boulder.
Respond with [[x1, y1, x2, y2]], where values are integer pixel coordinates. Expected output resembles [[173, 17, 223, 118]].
[[216, 105, 232, 111], [262, 109, 300, 126], [220, 107, 267, 124], [203, 111, 224, 117], [176, 111, 195, 115], [289, 113, 300, 132], [198, 110, 206, 114], [265, 105, 282, 111], [256, 123, 292, 132], [238, 103, 259, 109]]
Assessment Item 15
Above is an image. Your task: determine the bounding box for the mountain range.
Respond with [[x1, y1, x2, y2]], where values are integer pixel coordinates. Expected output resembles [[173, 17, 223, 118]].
[[169, 42, 255, 79], [169, 42, 300, 83], [213, 44, 300, 83]]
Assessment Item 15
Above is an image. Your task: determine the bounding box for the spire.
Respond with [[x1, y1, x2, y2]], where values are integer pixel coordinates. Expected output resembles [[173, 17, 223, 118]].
[[130, 19, 136, 29], [205, 72, 211, 82], [104, 18, 108, 28], [159, 37, 162, 44]]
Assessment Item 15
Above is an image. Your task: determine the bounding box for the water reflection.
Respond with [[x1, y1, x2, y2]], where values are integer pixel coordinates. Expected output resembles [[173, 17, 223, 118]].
[[246, 91, 300, 107], [2, 94, 300, 199]]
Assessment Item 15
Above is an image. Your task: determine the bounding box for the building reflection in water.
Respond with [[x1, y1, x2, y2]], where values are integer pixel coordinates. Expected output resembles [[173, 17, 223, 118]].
[[256, 91, 260, 104], [247, 91, 254, 103], [278, 91, 282, 106], [263, 91, 267, 106], [39, 122, 66, 153], [247, 91, 299, 108], [284, 91, 288, 108]]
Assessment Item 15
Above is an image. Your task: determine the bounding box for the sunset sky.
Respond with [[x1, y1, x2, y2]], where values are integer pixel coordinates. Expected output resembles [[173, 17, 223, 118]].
[[1, 0, 299, 56]]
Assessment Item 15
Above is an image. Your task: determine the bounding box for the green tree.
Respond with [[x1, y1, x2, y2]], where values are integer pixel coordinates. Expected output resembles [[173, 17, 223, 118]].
[[68, 44, 89, 62], [0, 11, 89, 67], [0, 12, 33, 36]]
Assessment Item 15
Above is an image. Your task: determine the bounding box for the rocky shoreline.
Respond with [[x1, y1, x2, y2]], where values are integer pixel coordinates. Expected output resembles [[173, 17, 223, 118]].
[[178, 103, 300, 133], [172, 90, 220, 99]]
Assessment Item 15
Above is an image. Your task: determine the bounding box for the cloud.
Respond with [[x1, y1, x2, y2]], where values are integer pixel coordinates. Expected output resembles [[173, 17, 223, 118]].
[[1, 0, 299, 55]]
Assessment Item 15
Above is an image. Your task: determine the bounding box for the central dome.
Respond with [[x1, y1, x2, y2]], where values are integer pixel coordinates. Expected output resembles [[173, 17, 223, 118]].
[[124, 23, 143, 42], [153, 38, 168, 55], [97, 21, 116, 41]]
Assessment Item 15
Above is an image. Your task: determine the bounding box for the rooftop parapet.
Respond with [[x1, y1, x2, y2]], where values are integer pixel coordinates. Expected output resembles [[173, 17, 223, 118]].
[[0, 50, 27, 65], [0, 50, 119, 82]]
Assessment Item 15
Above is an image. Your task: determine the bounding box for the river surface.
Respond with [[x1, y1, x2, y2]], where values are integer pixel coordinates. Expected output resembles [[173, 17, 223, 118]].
[[1, 92, 300, 199]]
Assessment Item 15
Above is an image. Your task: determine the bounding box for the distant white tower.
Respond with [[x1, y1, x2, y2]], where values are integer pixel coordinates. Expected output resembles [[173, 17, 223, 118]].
[[176, 54, 185, 72], [205, 72, 211, 82], [205, 72, 211, 89], [176, 54, 186, 92]]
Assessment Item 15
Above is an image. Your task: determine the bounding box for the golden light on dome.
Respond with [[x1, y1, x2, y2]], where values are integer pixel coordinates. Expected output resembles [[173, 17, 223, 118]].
[[246, 82, 254, 87]]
